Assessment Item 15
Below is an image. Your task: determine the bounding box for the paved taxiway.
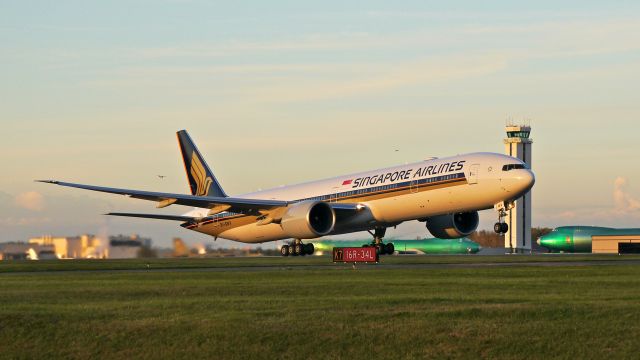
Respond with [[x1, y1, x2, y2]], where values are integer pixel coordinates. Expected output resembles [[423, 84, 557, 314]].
[[3, 258, 640, 275]]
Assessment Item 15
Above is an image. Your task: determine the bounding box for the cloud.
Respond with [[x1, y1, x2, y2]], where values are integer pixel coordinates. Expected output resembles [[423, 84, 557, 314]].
[[558, 211, 578, 220], [248, 54, 508, 103], [123, 17, 640, 61], [14, 191, 46, 212], [91, 15, 640, 109], [0, 217, 52, 226], [126, 32, 379, 60], [613, 177, 640, 212], [536, 177, 640, 227]]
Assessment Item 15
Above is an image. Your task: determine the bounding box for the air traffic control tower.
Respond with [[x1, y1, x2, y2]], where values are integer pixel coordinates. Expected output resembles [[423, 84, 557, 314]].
[[504, 125, 532, 253]]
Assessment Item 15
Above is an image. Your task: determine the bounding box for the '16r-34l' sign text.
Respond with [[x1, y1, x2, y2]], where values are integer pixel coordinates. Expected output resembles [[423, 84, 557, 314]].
[[332, 247, 379, 263]]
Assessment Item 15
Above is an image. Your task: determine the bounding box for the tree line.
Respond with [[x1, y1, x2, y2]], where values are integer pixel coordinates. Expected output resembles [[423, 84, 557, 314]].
[[469, 227, 553, 248]]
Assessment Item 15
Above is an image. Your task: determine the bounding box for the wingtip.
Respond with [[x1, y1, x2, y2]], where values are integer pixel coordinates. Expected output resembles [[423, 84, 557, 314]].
[[35, 180, 59, 184]]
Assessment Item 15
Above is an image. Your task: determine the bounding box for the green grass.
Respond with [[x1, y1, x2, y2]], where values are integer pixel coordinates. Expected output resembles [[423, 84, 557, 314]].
[[1, 259, 640, 359]]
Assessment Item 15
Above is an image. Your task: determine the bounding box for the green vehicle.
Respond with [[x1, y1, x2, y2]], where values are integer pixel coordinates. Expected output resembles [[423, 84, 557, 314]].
[[310, 238, 480, 255], [537, 226, 640, 253]]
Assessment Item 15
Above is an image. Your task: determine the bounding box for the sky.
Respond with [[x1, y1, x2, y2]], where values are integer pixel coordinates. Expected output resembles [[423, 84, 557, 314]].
[[1, 1, 640, 248]]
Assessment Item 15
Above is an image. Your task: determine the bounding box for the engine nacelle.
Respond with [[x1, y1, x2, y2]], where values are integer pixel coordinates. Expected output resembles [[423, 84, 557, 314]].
[[280, 201, 336, 239], [426, 211, 479, 239]]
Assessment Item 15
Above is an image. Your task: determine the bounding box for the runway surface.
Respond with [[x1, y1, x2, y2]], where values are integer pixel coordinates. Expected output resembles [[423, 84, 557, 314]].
[[3, 258, 640, 275]]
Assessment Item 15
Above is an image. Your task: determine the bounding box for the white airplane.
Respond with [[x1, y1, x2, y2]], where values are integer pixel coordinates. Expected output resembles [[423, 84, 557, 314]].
[[38, 130, 535, 256]]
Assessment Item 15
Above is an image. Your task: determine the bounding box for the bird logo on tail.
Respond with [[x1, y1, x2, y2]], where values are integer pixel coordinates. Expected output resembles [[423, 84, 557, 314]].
[[190, 152, 213, 196]]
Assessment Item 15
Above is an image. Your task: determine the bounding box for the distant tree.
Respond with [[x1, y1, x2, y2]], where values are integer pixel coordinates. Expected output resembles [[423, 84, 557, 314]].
[[137, 246, 158, 258], [251, 247, 280, 256], [469, 230, 503, 248], [260, 248, 281, 256], [532, 227, 553, 242], [469, 227, 555, 248]]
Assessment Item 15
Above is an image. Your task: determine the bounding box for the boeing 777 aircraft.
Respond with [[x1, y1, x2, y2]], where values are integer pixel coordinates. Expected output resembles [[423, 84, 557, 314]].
[[38, 130, 535, 256]]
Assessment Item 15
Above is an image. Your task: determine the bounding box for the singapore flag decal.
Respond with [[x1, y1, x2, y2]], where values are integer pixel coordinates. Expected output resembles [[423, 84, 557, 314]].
[[342, 179, 353, 186]]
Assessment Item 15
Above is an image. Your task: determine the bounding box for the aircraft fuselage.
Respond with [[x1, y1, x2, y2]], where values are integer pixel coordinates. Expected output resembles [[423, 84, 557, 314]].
[[183, 152, 534, 243]]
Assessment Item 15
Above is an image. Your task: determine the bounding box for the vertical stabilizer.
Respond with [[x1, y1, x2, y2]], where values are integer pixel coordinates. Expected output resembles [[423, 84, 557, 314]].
[[176, 130, 227, 198]]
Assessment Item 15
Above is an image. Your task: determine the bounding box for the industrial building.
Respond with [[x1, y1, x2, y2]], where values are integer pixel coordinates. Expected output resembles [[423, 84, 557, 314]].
[[0, 242, 56, 260], [592, 235, 640, 254], [29, 234, 106, 259], [108, 234, 151, 259], [2, 234, 154, 260]]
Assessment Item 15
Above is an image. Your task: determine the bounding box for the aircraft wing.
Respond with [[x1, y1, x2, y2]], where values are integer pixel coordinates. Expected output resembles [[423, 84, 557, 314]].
[[36, 180, 288, 214], [106, 213, 199, 222]]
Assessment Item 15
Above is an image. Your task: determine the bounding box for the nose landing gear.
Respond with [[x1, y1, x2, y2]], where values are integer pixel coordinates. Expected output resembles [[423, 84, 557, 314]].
[[494, 201, 513, 235], [494, 220, 508, 234]]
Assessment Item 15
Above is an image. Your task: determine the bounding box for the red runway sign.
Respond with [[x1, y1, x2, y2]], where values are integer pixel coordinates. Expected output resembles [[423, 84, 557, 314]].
[[332, 247, 378, 263]]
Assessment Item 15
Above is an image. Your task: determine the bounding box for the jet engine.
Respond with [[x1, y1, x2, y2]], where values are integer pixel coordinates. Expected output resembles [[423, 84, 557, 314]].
[[426, 211, 479, 239], [280, 201, 336, 239]]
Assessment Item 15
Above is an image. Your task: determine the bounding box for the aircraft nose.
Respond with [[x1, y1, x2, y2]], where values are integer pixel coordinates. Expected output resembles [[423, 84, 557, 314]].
[[538, 236, 552, 249], [515, 169, 535, 194], [523, 169, 535, 190]]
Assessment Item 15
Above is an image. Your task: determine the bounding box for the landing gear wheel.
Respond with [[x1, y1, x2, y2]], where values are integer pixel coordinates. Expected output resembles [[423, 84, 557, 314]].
[[367, 226, 391, 255], [494, 222, 508, 234], [294, 244, 303, 256], [384, 243, 395, 255], [288, 245, 295, 256], [280, 245, 290, 257], [304, 243, 315, 256]]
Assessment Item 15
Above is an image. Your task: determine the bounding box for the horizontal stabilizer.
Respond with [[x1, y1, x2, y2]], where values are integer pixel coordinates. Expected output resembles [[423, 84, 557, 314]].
[[106, 213, 198, 222]]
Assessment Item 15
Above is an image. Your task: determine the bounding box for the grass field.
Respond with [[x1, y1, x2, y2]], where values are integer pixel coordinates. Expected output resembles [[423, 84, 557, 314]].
[[1, 257, 640, 359]]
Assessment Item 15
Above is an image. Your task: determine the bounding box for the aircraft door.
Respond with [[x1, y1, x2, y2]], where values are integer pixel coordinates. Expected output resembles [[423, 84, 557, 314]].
[[468, 164, 479, 184], [410, 180, 419, 193], [329, 187, 339, 202]]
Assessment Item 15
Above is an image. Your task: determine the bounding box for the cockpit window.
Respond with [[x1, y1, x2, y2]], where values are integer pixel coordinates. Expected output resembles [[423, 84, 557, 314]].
[[502, 163, 528, 171]]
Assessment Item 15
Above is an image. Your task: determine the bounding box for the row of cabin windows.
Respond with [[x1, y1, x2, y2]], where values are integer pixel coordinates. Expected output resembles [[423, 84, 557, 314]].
[[415, 173, 463, 184]]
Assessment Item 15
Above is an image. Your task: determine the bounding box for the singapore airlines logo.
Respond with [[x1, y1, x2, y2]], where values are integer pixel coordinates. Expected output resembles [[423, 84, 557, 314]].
[[190, 152, 213, 196]]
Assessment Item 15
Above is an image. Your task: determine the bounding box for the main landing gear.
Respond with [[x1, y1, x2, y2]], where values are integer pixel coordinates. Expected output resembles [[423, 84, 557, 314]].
[[364, 227, 395, 255], [494, 201, 513, 235], [280, 239, 314, 257]]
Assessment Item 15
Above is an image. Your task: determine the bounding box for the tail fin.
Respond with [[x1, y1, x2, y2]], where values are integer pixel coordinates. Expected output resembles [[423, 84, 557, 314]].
[[176, 130, 227, 197]]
